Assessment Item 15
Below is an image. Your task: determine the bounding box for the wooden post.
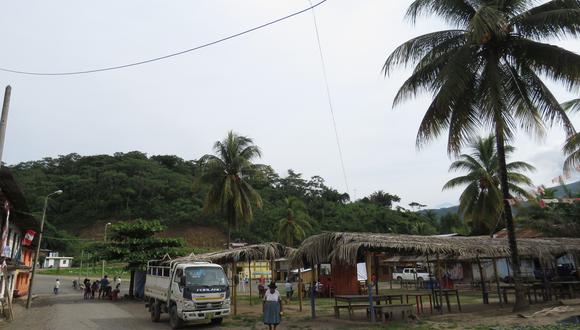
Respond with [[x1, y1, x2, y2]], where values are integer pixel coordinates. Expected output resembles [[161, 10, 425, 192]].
[[436, 256, 443, 314], [298, 266, 303, 312], [232, 261, 237, 316], [2, 267, 14, 321], [492, 258, 503, 307], [476, 256, 489, 304], [374, 255, 380, 297], [271, 259, 275, 283], [248, 260, 252, 306], [310, 265, 317, 319], [541, 260, 551, 301], [366, 253, 375, 322]]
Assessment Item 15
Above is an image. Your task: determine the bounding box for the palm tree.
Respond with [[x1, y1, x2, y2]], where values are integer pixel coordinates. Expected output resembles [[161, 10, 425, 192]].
[[384, 0, 579, 310], [277, 197, 311, 247], [443, 135, 534, 235], [563, 98, 580, 171], [199, 131, 263, 248]]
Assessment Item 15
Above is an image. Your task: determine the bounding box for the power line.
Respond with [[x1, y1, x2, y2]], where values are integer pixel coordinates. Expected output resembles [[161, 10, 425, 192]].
[[0, 0, 328, 76], [307, 0, 350, 196]]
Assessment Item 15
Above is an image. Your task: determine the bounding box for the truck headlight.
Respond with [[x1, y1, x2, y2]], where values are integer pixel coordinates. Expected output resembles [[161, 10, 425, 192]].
[[223, 299, 231, 307]]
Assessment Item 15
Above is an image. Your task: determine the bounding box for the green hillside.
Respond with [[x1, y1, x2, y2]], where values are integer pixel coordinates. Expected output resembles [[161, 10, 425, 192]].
[[10, 152, 447, 254]]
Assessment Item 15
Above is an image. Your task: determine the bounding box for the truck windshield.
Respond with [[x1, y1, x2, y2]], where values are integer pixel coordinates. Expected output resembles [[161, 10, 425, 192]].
[[185, 267, 227, 287]]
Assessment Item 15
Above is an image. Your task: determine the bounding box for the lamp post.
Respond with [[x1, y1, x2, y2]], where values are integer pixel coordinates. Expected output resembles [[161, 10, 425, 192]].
[[26, 189, 63, 309], [101, 222, 111, 278]]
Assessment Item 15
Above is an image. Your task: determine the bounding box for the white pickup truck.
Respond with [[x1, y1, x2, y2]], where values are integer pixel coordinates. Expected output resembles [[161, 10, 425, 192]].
[[145, 259, 230, 329], [392, 268, 432, 281]]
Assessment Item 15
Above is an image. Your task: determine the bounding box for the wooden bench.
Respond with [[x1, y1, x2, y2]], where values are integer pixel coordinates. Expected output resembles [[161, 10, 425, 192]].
[[334, 304, 372, 320], [372, 304, 414, 322]]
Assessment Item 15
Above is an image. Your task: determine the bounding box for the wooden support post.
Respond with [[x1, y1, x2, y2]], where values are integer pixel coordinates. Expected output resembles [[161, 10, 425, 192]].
[[436, 256, 443, 314], [310, 264, 318, 319], [298, 266, 303, 312], [477, 256, 489, 304], [374, 255, 380, 297], [271, 259, 275, 283], [2, 268, 14, 321], [248, 260, 252, 306], [366, 252, 375, 322], [492, 258, 503, 307], [232, 261, 237, 316], [541, 260, 551, 301]]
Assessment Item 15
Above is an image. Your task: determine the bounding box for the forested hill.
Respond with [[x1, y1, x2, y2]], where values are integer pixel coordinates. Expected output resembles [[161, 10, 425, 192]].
[[10, 152, 457, 251]]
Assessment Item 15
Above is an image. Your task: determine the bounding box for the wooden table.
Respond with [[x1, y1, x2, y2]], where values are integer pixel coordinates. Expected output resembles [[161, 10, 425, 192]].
[[406, 293, 433, 314], [551, 281, 580, 300], [334, 294, 403, 320], [435, 289, 461, 312]]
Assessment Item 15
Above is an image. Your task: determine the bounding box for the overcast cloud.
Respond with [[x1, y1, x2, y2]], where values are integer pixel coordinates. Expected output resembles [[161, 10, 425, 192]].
[[1, 0, 578, 208]]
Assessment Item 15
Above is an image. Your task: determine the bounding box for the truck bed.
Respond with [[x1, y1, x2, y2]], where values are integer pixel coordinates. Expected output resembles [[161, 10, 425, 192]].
[[145, 274, 171, 301]]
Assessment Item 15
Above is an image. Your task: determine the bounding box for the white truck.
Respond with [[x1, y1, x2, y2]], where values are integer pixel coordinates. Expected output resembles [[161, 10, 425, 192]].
[[392, 268, 432, 281], [145, 259, 230, 329]]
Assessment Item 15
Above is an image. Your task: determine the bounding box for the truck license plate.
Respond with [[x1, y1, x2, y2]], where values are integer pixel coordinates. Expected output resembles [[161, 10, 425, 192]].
[[205, 312, 214, 319]]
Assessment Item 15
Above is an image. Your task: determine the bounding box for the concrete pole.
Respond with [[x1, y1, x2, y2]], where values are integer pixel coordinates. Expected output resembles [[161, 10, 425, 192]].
[[0, 86, 12, 165], [26, 196, 49, 308]]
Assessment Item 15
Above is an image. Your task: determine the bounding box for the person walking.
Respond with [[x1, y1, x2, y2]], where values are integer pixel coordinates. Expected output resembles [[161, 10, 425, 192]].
[[263, 282, 282, 330], [53, 278, 60, 295], [83, 278, 92, 300], [99, 275, 110, 299], [284, 279, 293, 301], [91, 280, 100, 299]]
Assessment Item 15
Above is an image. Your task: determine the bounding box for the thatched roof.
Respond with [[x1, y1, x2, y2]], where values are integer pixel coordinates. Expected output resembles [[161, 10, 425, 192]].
[[170, 242, 290, 265], [290, 232, 580, 266]]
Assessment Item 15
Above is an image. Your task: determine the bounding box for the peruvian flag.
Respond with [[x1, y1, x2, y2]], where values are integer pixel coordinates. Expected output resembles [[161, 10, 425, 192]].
[[22, 230, 36, 246]]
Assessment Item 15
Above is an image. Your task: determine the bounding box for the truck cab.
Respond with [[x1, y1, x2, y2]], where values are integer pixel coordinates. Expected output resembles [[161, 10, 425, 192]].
[[145, 260, 230, 328]]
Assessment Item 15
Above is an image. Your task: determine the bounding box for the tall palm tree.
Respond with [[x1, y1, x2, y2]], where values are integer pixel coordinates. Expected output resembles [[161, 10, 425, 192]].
[[563, 98, 580, 171], [384, 0, 579, 310], [443, 135, 534, 235], [199, 131, 263, 248], [277, 197, 311, 247]]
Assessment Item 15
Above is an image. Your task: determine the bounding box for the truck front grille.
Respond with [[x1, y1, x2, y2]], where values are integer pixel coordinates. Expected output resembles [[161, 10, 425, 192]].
[[195, 302, 223, 309]]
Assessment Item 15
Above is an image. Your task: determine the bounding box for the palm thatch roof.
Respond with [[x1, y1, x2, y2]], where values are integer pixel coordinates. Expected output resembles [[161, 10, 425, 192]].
[[290, 232, 580, 266], [170, 242, 290, 265]]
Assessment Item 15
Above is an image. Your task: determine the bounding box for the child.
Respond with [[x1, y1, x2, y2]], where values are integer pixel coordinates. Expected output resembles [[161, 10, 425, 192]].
[[91, 280, 100, 299], [53, 278, 60, 295]]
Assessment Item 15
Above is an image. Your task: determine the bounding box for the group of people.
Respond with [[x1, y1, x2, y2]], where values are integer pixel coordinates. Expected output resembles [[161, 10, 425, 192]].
[[81, 275, 122, 300]]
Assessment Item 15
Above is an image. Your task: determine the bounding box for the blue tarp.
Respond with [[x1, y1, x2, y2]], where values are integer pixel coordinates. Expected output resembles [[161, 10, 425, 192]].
[[134, 270, 146, 298]]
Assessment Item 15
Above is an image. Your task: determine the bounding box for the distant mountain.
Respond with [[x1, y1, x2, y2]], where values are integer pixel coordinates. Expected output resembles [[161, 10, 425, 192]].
[[425, 180, 580, 217]]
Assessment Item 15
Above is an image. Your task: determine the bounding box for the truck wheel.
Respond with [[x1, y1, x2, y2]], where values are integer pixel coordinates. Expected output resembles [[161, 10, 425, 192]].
[[169, 305, 184, 329], [150, 301, 161, 322], [417, 277, 423, 281], [210, 318, 223, 325], [396, 276, 402, 281]]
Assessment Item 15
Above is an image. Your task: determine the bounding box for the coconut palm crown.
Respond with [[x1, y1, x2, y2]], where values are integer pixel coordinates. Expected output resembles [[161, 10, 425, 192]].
[[384, 0, 579, 310], [277, 197, 312, 247], [563, 98, 580, 171], [443, 135, 534, 235], [199, 131, 263, 247]]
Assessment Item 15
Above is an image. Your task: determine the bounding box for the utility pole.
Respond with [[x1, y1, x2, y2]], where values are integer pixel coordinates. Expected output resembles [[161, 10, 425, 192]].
[[0, 85, 12, 165]]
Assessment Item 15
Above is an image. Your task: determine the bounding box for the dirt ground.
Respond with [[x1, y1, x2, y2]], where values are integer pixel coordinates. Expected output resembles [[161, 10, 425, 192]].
[[3, 292, 580, 330]]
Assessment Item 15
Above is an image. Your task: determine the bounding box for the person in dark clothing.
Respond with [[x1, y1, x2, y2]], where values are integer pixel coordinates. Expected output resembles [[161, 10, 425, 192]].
[[99, 275, 110, 299], [91, 280, 100, 299]]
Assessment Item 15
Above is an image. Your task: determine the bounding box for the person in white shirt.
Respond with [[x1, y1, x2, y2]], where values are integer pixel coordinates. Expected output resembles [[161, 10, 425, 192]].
[[284, 279, 293, 300], [54, 278, 60, 295], [262, 282, 282, 329]]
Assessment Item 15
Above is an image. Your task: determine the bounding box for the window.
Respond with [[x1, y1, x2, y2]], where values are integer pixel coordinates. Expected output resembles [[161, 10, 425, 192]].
[[163, 268, 169, 277], [174, 269, 183, 282]]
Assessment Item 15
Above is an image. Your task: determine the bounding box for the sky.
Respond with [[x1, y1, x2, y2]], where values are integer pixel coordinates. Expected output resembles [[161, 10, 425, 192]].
[[0, 0, 578, 208]]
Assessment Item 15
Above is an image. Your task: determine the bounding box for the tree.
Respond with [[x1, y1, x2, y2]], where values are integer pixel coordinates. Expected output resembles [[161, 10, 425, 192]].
[[198, 131, 263, 248], [384, 0, 579, 310], [563, 98, 580, 172], [100, 219, 185, 296], [361, 190, 401, 208], [443, 135, 534, 235], [277, 197, 311, 247]]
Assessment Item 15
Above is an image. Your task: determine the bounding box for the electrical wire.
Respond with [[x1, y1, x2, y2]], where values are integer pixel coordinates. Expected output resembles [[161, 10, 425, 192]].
[[307, 0, 350, 196], [0, 0, 328, 76]]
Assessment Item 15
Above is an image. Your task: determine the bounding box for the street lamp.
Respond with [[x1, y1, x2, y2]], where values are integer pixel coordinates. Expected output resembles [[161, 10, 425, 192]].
[[101, 222, 112, 278], [26, 189, 63, 309]]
